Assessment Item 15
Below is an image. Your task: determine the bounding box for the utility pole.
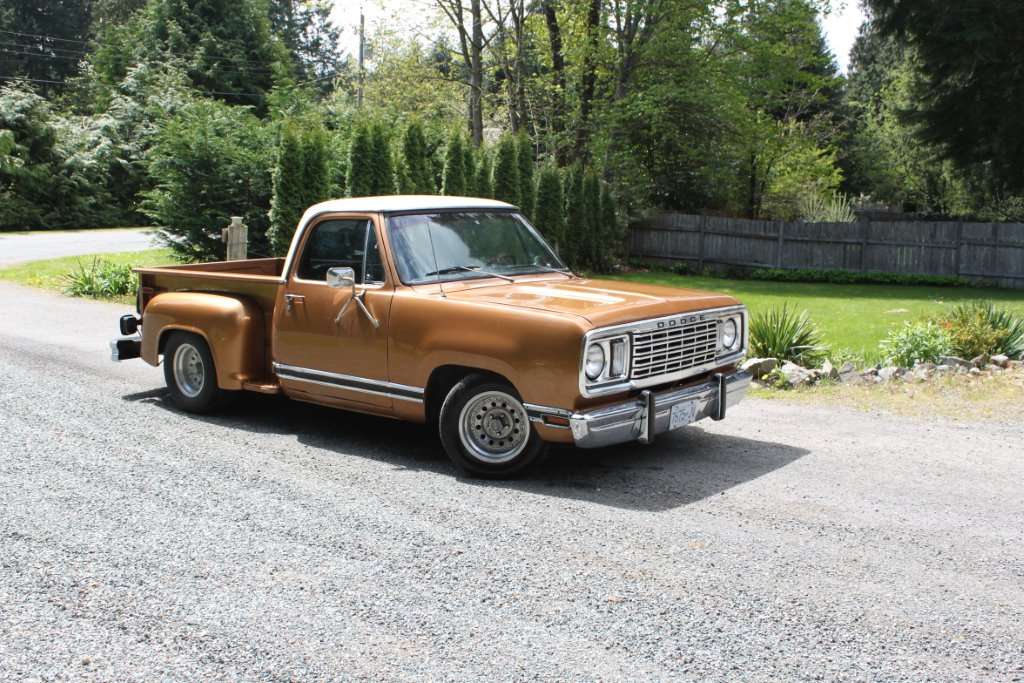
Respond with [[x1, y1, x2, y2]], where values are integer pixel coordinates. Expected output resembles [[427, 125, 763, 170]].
[[357, 8, 365, 108]]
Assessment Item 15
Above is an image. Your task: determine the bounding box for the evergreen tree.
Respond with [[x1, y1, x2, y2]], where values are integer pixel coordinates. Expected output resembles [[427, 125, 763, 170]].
[[533, 164, 565, 252], [582, 169, 601, 270], [400, 121, 435, 194], [0, 0, 92, 92], [462, 142, 477, 197], [599, 182, 618, 271], [563, 166, 585, 268], [303, 124, 331, 202], [474, 152, 493, 199], [868, 0, 1024, 191], [347, 123, 375, 197], [268, 0, 343, 86], [329, 131, 348, 197], [441, 132, 466, 196], [267, 123, 306, 255], [492, 135, 520, 207], [516, 134, 535, 219], [369, 123, 395, 195], [267, 120, 331, 255], [143, 98, 274, 261]]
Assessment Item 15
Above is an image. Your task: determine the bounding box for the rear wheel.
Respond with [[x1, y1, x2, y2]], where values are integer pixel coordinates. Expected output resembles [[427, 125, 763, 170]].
[[163, 331, 230, 413], [438, 374, 547, 477]]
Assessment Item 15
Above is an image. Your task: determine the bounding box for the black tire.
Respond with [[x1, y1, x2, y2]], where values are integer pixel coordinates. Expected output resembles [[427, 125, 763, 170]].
[[162, 331, 230, 414], [438, 374, 548, 478]]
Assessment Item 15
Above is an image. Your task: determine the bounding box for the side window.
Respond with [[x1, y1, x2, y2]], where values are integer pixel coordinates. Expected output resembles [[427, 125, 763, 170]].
[[296, 219, 385, 285]]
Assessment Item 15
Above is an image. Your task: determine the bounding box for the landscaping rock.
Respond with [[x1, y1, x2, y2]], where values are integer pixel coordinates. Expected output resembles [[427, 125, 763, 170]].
[[877, 366, 900, 382], [911, 365, 933, 382], [991, 354, 1010, 368], [969, 367, 983, 376], [780, 361, 814, 387], [742, 357, 778, 379], [820, 360, 839, 380], [935, 364, 951, 373], [940, 356, 971, 368], [985, 364, 1003, 373]]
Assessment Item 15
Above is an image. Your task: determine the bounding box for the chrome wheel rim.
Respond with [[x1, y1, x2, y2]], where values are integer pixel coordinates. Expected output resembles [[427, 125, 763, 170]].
[[458, 390, 529, 464], [172, 343, 205, 398]]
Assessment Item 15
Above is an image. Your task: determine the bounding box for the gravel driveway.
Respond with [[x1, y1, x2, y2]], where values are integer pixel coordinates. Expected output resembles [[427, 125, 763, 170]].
[[0, 228, 156, 267], [1, 283, 1022, 681]]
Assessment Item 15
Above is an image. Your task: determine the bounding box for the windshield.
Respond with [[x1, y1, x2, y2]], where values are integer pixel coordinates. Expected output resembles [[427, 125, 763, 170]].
[[386, 211, 568, 285]]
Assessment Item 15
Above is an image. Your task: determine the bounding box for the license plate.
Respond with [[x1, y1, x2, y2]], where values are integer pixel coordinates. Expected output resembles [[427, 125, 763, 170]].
[[669, 401, 697, 430]]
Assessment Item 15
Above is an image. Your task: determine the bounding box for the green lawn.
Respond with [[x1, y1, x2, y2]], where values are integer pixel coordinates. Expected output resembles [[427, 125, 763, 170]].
[[608, 271, 1024, 358], [0, 248, 175, 304]]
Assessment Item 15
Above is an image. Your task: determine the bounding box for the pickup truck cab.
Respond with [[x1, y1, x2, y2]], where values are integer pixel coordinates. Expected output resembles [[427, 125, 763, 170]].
[[112, 195, 751, 476]]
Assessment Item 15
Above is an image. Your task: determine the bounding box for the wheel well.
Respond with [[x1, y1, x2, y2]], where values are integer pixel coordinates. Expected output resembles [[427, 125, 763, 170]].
[[424, 365, 511, 425], [157, 327, 203, 356]]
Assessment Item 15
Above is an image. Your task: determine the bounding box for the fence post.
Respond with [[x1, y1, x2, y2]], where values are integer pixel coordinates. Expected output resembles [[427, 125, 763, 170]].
[[955, 221, 963, 276], [775, 220, 785, 268], [222, 216, 248, 261], [859, 221, 869, 271], [698, 215, 706, 270]]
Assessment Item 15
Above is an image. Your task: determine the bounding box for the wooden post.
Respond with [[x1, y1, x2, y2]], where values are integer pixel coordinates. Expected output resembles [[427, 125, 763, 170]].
[[697, 215, 706, 271], [221, 216, 247, 261], [776, 220, 785, 268], [955, 221, 963, 276]]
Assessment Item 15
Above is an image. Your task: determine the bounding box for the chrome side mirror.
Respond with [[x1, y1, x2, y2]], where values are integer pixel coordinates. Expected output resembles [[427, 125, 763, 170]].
[[326, 266, 355, 289]]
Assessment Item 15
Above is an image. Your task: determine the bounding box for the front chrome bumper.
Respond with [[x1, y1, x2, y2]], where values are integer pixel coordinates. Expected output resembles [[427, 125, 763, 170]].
[[568, 370, 752, 449]]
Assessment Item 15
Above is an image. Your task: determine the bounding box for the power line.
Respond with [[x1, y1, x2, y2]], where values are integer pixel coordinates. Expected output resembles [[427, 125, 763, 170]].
[[0, 74, 265, 99], [0, 47, 275, 81], [0, 75, 65, 85], [0, 29, 278, 72]]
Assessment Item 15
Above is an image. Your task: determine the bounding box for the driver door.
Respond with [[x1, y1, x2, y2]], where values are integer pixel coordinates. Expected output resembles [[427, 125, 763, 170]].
[[273, 214, 395, 411]]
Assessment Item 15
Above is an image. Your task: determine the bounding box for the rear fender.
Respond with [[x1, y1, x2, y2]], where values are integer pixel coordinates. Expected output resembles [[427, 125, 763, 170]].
[[141, 292, 266, 390]]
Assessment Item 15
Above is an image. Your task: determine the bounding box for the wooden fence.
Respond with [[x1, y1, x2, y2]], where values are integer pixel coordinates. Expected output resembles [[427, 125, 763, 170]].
[[629, 213, 1024, 289]]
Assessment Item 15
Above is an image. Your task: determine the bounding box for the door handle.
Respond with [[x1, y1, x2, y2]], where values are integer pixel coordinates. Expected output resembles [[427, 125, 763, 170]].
[[284, 293, 305, 313]]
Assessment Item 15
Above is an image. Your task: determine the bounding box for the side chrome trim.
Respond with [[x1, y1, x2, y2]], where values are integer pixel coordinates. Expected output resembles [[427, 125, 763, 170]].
[[272, 362, 424, 403], [523, 402, 573, 429]]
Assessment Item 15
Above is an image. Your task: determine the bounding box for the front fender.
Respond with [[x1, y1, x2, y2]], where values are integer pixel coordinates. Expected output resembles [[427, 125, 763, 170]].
[[141, 292, 266, 390]]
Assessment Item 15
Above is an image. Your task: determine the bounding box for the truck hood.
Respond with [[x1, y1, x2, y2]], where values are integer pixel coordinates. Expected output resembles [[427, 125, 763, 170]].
[[444, 277, 740, 327]]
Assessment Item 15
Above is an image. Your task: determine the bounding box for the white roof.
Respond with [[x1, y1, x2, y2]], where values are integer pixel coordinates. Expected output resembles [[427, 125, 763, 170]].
[[302, 195, 516, 217]]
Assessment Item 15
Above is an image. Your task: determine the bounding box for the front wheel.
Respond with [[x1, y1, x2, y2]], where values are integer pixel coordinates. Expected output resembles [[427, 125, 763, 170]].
[[438, 374, 548, 477], [162, 331, 230, 413]]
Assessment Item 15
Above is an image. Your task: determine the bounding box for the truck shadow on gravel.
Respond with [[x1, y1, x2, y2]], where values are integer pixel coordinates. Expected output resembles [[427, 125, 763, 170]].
[[124, 389, 807, 511]]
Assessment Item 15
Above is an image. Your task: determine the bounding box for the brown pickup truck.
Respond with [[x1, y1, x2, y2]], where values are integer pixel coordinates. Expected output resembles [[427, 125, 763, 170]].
[[112, 196, 750, 476]]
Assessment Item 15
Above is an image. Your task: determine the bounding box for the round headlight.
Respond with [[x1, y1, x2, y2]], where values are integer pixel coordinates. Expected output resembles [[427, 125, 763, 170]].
[[721, 318, 738, 350], [585, 344, 606, 380]]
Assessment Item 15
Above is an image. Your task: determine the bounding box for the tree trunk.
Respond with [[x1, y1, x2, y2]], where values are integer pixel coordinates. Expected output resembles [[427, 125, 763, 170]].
[[469, 0, 484, 146], [574, 0, 602, 160], [543, 0, 567, 163]]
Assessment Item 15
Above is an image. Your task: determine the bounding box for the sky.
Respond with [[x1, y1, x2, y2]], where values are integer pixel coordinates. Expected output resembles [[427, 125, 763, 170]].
[[331, 0, 868, 74]]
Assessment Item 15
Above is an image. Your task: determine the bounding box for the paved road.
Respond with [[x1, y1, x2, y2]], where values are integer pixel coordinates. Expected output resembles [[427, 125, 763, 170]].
[[1, 283, 1022, 681], [0, 228, 157, 267]]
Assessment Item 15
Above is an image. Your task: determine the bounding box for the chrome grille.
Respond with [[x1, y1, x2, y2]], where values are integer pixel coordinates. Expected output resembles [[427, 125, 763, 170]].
[[631, 320, 720, 380]]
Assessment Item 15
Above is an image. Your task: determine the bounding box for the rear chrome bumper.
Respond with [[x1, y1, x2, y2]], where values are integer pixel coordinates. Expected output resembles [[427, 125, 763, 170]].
[[109, 336, 142, 362], [568, 370, 752, 449]]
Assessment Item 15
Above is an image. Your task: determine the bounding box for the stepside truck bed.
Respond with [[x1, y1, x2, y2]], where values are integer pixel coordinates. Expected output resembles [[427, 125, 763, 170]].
[[134, 257, 285, 391]]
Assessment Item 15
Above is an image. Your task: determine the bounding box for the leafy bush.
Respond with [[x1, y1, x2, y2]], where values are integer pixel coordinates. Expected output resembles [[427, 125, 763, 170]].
[[879, 321, 951, 367], [749, 304, 827, 365], [63, 258, 136, 298], [748, 267, 969, 287], [939, 301, 1024, 359]]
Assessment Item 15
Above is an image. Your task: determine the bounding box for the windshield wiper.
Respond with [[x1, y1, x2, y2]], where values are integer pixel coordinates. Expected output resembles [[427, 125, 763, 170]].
[[513, 263, 575, 277], [424, 264, 515, 282]]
